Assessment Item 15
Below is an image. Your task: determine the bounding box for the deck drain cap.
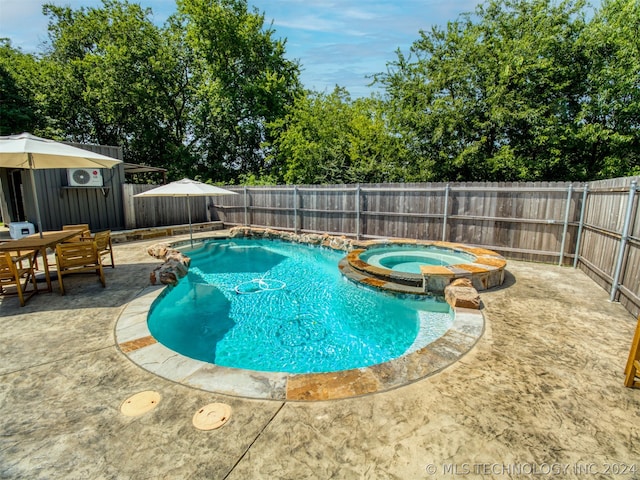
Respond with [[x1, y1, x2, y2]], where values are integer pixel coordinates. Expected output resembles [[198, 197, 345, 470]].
[[192, 403, 232, 430], [120, 391, 161, 417]]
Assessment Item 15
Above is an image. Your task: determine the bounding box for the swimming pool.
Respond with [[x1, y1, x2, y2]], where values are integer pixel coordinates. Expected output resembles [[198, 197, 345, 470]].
[[147, 238, 454, 374]]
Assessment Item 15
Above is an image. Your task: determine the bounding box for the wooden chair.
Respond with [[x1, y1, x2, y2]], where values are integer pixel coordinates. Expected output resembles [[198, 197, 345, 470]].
[[624, 315, 640, 388], [0, 251, 38, 306], [82, 230, 114, 268], [55, 241, 105, 295], [62, 224, 92, 242]]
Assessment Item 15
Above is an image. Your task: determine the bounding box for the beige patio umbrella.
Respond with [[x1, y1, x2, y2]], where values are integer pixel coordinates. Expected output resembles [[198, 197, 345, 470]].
[[134, 178, 238, 246], [0, 132, 123, 238]]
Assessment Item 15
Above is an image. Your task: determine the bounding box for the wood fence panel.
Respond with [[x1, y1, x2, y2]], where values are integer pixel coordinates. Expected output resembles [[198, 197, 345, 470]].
[[298, 186, 356, 235], [577, 176, 640, 317], [212, 181, 583, 261], [620, 241, 640, 315], [214, 188, 246, 225], [124, 183, 209, 229], [360, 183, 445, 240]]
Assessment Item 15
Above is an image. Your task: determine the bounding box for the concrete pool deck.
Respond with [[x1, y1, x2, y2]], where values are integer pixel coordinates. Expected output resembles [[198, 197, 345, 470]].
[[1, 230, 639, 479]]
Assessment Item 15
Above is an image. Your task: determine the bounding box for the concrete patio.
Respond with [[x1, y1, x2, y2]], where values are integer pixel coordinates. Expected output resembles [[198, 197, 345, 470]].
[[1, 230, 638, 479]]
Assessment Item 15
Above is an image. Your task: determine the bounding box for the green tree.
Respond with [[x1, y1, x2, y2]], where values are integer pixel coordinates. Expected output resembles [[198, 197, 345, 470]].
[[576, 0, 640, 179], [41, 1, 187, 170], [0, 40, 44, 135], [269, 87, 410, 184], [378, 0, 591, 181], [177, 0, 302, 182], [3, 0, 301, 182]]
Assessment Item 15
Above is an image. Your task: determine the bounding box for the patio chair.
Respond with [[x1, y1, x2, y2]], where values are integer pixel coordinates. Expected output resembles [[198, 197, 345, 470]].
[[55, 241, 105, 295], [82, 230, 114, 268], [62, 224, 92, 242], [624, 315, 640, 388], [0, 251, 38, 306]]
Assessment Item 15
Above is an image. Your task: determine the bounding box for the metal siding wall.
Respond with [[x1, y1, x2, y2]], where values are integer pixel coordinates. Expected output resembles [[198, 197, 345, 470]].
[[21, 143, 127, 232]]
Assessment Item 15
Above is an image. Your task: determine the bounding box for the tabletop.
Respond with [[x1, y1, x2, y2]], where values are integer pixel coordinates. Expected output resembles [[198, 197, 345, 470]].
[[0, 230, 83, 251]]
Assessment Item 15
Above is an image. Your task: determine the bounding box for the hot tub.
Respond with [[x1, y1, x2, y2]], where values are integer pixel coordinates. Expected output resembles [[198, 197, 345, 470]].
[[340, 240, 506, 294], [360, 246, 477, 274]]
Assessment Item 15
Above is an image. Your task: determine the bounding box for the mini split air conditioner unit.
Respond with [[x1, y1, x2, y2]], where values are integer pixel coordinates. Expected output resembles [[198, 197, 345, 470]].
[[68, 168, 103, 187]]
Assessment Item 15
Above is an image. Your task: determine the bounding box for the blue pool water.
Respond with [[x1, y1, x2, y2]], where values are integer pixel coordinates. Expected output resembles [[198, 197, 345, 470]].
[[148, 239, 453, 374], [360, 246, 476, 274]]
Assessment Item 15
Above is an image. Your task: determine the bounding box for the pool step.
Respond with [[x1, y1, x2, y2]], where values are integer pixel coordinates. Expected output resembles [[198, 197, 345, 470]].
[[338, 257, 426, 296]]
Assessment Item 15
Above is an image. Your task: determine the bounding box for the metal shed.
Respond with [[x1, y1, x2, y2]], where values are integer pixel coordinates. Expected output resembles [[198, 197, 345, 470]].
[[0, 142, 166, 233]]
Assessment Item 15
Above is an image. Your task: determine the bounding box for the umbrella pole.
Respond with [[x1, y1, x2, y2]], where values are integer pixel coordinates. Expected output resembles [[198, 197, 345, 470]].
[[27, 155, 44, 238], [187, 197, 193, 247]]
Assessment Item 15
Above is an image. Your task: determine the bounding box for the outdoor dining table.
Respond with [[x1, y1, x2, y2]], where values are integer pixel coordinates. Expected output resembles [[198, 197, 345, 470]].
[[0, 229, 85, 292]]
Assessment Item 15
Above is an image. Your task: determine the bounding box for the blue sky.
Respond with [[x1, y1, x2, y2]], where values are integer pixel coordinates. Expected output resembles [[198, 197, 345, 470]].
[[1, 0, 489, 97]]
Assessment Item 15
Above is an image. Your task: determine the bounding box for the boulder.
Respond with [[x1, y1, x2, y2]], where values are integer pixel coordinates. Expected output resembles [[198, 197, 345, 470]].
[[147, 242, 191, 286], [165, 250, 191, 268], [225, 226, 360, 251], [147, 243, 171, 259], [444, 284, 481, 309], [450, 277, 473, 288], [322, 235, 352, 251], [301, 233, 323, 245]]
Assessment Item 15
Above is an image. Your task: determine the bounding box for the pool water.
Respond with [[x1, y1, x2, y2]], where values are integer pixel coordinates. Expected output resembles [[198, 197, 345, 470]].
[[148, 239, 453, 374], [360, 246, 476, 274]]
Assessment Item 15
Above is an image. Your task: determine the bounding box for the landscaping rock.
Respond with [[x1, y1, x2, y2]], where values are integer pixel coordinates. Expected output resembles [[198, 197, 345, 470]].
[[147, 243, 171, 259], [147, 242, 191, 285], [228, 226, 355, 252], [450, 277, 473, 288], [444, 284, 481, 309]]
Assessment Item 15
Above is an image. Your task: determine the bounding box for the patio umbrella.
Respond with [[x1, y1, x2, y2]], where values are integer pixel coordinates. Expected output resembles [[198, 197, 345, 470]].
[[0, 132, 123, 238], [133, 178, 238, 246]]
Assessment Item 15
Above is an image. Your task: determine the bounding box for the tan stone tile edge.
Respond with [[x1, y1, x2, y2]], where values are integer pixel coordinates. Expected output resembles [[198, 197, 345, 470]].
[[285, 307, 483, 401]]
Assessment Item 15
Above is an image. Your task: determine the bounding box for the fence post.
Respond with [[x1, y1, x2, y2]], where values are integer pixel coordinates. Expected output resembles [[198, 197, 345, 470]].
[[610, 180, 638, 302], [356, 184, 361, 240], [442, 183, 450, 242], [573, 185, 589, 268], [123, 184, 136, 229], [559, 184, 574, 266], [243, 186, 248, 226], [293, 185, 298, 234]]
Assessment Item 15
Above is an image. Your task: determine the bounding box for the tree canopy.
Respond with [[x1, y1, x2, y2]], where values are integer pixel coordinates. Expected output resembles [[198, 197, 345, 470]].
[[375, 0, 639, 182], [0, 0, 638, 183], [0, 0, 301, 182]]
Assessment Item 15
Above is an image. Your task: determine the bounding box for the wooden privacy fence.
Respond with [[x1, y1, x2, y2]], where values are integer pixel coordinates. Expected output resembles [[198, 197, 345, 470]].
[[577, 177, 639, 317], [121, 178, 640, 317], [122, 184, 212, 229], [213, 182, 586, 265]]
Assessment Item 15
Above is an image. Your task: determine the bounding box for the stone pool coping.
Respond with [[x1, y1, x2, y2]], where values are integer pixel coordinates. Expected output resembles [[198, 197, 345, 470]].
[[115, 234, 485, 401]]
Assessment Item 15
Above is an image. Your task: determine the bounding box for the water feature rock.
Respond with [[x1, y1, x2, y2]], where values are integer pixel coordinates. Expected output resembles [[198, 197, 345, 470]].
[[151, 265, 179, 286], [300, 233, 323, 245], [148, 243, 191, 285], [165, 250, 191, 268]]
